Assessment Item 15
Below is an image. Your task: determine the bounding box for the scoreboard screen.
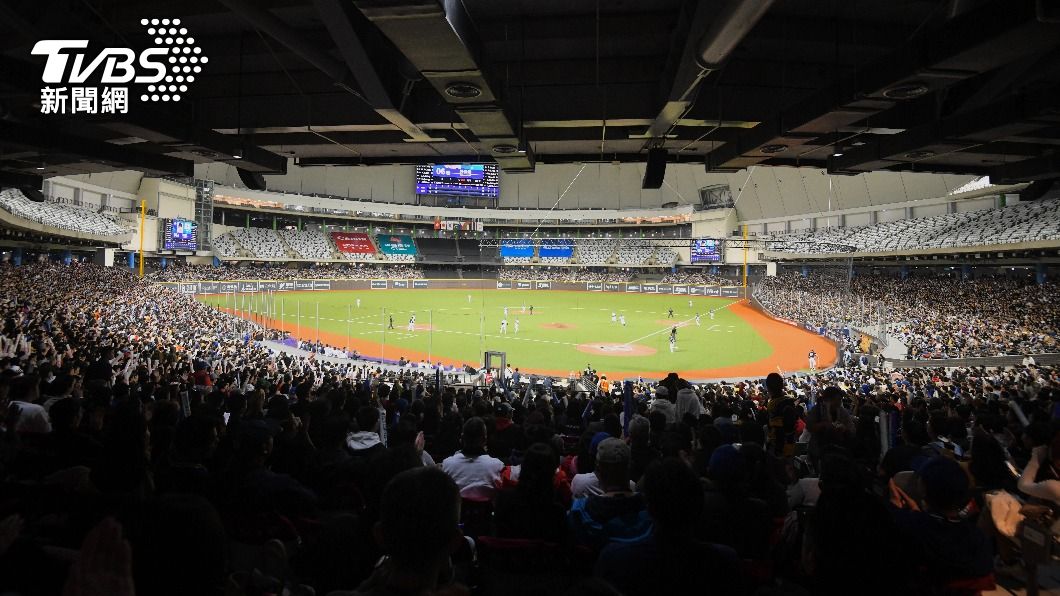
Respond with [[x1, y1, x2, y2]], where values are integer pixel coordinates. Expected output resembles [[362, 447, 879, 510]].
[[162, 219, 197, 250], [690, 238, 722, 263], [415, 163, 499, 198]]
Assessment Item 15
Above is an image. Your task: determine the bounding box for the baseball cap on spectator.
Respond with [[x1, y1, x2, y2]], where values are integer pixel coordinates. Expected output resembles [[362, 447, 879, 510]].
[[628, 415, 651, 440], [917, 456, 970, 513], [494, 402, 513, 417], [596, 437, 631, 466], [589, 431, 611, 457], [708, 444, 746, 484]]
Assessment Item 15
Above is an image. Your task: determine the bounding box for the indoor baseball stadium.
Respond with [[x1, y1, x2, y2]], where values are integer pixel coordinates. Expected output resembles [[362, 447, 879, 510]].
[[0, 1, 1059, 595]]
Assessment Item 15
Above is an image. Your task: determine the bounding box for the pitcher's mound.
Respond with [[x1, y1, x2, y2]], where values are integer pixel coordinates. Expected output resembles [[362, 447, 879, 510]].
[[577, 342, 656, 357], [541, 322, 576, 330]]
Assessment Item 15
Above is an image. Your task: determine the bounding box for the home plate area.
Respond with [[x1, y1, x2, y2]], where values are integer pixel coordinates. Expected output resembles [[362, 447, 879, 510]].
[[576, 342, 657, 357]]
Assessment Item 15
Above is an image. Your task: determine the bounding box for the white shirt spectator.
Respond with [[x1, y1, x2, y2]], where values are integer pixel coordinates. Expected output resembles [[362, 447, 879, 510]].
[[10, 401, 52, 434], [441, 451, 504, 500], [570, 471, 637, 498]]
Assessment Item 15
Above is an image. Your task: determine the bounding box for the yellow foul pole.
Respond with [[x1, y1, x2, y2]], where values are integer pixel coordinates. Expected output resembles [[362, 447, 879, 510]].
[[742, 224, 748, 288], [138, 200, 146, 277]]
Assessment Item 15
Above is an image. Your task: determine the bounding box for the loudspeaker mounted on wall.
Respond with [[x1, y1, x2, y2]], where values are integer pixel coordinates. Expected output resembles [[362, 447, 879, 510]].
[[237, 168, 267, 191], [642, 148, 667, 189]]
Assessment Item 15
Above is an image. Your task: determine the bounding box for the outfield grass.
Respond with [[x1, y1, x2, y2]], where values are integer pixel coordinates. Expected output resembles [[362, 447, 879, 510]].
[[199, 289, 775, 377]]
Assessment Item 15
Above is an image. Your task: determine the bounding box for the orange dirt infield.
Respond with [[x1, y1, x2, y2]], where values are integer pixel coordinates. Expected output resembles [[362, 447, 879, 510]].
[[576, 342, 657, 357], [220, 299, 836, 381], [541, 322, 577, 330]]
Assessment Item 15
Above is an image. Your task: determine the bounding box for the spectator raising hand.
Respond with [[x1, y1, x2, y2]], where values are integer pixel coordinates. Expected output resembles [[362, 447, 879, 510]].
[[63, 518, 135, 596]]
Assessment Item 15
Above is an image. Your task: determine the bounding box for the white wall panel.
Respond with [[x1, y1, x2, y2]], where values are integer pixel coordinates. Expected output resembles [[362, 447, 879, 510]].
[[51, 184, 75, 201], [912, 203, 946, 218], [955, 197, 996, 212], [845, 212, 871, 227], [65, 171, 144, 194], [877, 208, 904, 223], [815, 215, 841, 229], [192, 161, 977, 218]]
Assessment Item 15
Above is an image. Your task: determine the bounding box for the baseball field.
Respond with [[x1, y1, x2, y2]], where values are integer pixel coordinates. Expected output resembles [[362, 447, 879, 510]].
[[198, 289, 836, 380]]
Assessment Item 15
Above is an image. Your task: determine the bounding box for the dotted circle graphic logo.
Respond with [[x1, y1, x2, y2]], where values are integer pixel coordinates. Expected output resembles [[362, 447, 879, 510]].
[[138, 18, 205, 103]]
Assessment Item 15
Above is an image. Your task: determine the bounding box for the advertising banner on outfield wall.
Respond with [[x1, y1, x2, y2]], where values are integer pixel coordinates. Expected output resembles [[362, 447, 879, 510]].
[[413, 280, 429, 289], [535, 281, 551, 290], [239, 281, 260, 293], [260, 281, 279, 291], [279, 281, 295, 291], [180, 283, 197, 294], [496, 281, 512, 289], [673, 285, 688, 295], [721, 287, 739, 297], [313, 281, 331, 290], [586, 282, 602, 291], [657, 285, 672, 294], [371, 280, 388, 289], [199, 282, 219, 294], [703, 287, 720, 296], [604, 283, 621, 292], [220, 282, 238, 293], [688, 286, 704, 295], [330, 232, 375, 255], [626, 284, 640, 292], [392, 280, 408, 289], [516, 281, 532, 289], [642, 284, 657, 293]]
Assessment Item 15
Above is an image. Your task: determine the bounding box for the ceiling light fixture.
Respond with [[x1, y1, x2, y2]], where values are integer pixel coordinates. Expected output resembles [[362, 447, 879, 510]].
[[444, 82, 482, 99], [904, 150, 935, 159], [882, 81, 929, 100]]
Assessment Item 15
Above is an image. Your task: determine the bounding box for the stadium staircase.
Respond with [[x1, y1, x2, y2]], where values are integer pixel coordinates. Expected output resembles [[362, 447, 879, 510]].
[[273, 231, 302, 260]]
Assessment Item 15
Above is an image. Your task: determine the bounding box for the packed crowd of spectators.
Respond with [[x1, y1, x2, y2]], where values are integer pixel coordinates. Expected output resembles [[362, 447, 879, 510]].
[[4, 261, 1060, 595], [145, 263, 425, 282], [660, 270, 732, 286], [496, 268, 636, 283], [755, 272, 1060, 358]]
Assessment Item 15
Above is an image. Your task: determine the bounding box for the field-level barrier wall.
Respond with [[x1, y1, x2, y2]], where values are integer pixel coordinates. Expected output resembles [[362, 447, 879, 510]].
[[157, 278, 749, 298]]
